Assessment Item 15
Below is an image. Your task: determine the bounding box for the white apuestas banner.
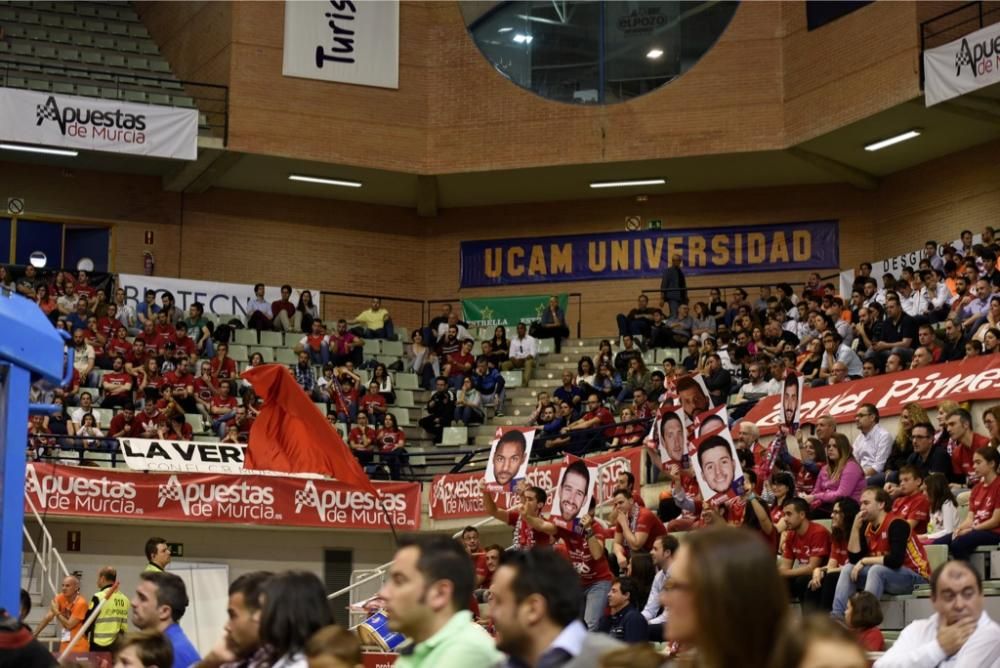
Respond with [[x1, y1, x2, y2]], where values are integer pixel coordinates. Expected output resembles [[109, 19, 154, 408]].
[[118, 273, 322, 320], [0, 88, 198, 159], [282, 0, 399, 89], [924, 22, 1000, 106]]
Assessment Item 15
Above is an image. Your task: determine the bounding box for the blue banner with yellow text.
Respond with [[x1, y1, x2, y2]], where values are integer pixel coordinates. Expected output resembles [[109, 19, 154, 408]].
[[460, 220, 839, 288]]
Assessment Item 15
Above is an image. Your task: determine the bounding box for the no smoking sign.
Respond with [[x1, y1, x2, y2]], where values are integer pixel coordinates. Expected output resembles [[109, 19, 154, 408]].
[[7, 197, 25, 215]]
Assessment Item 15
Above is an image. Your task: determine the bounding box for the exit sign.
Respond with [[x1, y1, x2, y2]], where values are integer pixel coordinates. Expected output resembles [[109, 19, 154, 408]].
[[167, 543, 184, 557], [648, 219, 663, 230]]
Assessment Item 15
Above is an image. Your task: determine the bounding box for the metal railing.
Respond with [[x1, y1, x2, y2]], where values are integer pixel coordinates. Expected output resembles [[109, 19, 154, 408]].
[[919, 1, 1000, 87], [0, 56, 229, 142], [22, 490, 72, 615]]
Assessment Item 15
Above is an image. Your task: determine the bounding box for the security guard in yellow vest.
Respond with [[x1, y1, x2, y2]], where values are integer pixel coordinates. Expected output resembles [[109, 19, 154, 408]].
[[87, 566, 130, 652], [143, 536, 171, 573]]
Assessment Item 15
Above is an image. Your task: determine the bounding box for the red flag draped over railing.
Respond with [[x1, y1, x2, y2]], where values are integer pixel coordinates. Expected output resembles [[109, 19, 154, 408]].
[[242, 364, 377, 496]]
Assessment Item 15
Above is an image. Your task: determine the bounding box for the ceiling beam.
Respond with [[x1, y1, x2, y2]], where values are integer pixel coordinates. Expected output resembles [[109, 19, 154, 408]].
[[934, 95, 1000, 125], [416, 175, 438, 217], [785, 146, 880, 191]]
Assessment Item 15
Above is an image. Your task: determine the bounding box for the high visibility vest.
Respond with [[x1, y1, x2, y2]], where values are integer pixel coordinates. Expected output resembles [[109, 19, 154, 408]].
[[89, 588, 131, 648], [144, 562, 164, 573]]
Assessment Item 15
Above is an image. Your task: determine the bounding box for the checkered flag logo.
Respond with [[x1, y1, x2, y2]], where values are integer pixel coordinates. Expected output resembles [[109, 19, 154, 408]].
[[955, 39, 974, 76], [157, 475, 189, 513], [35, 96, 61, 127], [294, 481, 321, 514]]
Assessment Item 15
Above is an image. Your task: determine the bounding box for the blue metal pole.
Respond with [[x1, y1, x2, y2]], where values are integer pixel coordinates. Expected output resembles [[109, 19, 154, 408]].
[[0, 363, 30, 613]]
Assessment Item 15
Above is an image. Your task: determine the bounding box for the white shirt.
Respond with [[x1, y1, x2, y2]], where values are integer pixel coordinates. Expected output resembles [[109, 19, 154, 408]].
[[923, 500, 959, 541], [70, 407, 95, 426], [736, 378, 780, 402], [641, 568, 669, 624], [853, 424, 893, 474], [437, 322, 473, 342], [900, 290, 922, 317], [508, 334, 538, 360], [923, 282, 951, 310], [874, 611, 1000, 668]]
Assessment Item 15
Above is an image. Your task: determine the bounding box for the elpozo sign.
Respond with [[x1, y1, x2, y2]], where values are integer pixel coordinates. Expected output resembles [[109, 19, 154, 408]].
[[0, 89, 198, 160], [282, 0, 399, 89], [924, 21, 1000, 106]]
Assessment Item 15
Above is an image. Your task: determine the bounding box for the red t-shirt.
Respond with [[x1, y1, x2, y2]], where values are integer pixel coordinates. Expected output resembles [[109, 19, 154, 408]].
[[126, 348, 147, 369], [613, 424, 645, 447], [584, 406, 616, 438], [130, 409, 165, 436], [830, 536, 849, 566], [211, 356, 238, 381], [103, 371, 132, 392], [335, 387, 360, 416], [328, 333, 358, 356], [272, 300, 295, 318], [96, 317, 120, 340], [163, 371, 194, 394], [192, 378, 215, 403], [864, 513, 931, 579], [154, 323, 176, 341], [855, 626, 885, 652], [614, 506, 666, 553], [300, 334, 328, 352], [949, 433, 989, 481], [447, 352, 474, 376], [553, 518, 613, 587], [106, 337, 132, 359], [791, 458, 817, 496], [782, 521, 831, 565], [506, 510, 552, 549], [108, 412, 132, 436], [970, 476, 1000, 535], [173, 335, 197, 358], [894, 492, 931, 535], [376, 428, 405, 452], [163, 423, 194, 441], [349, 426, 376, 448], [210, 395, 238, 415], [136, 333, 160, 356], [359, 393, 386, 416]]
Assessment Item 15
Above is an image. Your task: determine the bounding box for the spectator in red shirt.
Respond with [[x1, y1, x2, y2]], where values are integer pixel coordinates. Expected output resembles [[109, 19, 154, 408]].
[[100, 355, 134, 409], [159, 412, 194, 441], [375, 412, 407, 480], [130, 401, 165, 437], [135, 321, 160, 358], [563, 393, 616, 455], [211, 343, 238, 384], [210, 381, 239, 437], [153, 311, 176, 344], [892, 466, 931, 534], [945, 408, 990, 488], [445, 340, 475, 389], [348, 411, 377, 468], [610, 408, 646, 449], [136, 358, 163, 405], [934, 446, 1000, 559], [846, 591, 885, 651], [173, 323, 198, 363], [295, 320, 330, 365], [611, 488, 666, 571], [271, 284, 301, 333], [107, 403, 135, 438], [106, 325, 131, 361], [96, 304, 120, 343], [74, 270, 97, 300], [192, 361, 217, 421], [163, 359, 198, 414], [481, 483, 553, 550], [358, 381, 387, 427], [778, 497, 831, 602], [328, 319, 363, 367]]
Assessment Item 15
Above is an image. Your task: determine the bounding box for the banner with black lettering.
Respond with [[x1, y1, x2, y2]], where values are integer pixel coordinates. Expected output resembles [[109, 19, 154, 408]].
[[459, 220, 839, 287], [282, 0, 399, 89], [0, 89, 197, 160], [924, 22, 1000, 107]]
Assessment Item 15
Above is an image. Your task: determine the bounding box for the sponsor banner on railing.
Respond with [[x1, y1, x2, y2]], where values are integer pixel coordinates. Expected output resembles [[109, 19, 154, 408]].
[[283, 0, 399, 89], [459, 221, 839, 287], [0, 89, 197, 160], [925, 21, 1000, 107], [461, 294, 569, 329], [120, 438, 247, 474], [24, 463, 420, 530], [744, 355, 1000, 434], [118, 274, 321, 320], [428, 447, 644, 520]]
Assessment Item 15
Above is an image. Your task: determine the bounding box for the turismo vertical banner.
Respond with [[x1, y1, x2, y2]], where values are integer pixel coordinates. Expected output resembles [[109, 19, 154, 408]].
[[282, 0, 400, 89], [924, 22, 1000, 106], [459, 220, 839, 287]]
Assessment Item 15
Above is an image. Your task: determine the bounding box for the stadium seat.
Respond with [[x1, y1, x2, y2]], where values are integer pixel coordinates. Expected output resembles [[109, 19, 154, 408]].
[[394, 373, 420, 390], [537, 339, 554, 354], [275, 348, 298, 365], [259, 331, 283, 347], [233, 329, 258, 346], [249, 347, 274, 363], [216, 313, 243, 325], [441, 426, 468, 446], [388, 407, 411, 427], [393, 390, 415, 408], [501, 370, 523, 387], [381, 340, 404, 356], [228, 345, 249, 363], [362, 339, 380, 358], [184, 413, 206, 436]]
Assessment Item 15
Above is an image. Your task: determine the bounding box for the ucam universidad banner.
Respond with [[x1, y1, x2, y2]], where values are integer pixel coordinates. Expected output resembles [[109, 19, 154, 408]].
[[459, 220, 839, 287], [24, 463, 421, 531], [745, 354, 1000, 434], [282, 0, 399, 89], [0, 89, 198, 160], [924, 21, 1000, 106], [118, 274, 321, 320], [461, 294, 569, 329]]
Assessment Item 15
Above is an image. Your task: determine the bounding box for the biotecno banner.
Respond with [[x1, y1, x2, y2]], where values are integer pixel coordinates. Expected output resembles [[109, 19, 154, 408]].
[[282, 0, 399, 89], [428, 447, 644, 520], [24, 463, 420, 531], [118, 274, 321, 320], [925, 21, 1000, 106], [745, 354, 1000, 434], [0, 89, 198, 159]]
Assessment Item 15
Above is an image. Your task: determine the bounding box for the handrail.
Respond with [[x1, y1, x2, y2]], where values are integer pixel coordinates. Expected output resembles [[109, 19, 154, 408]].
[[23, 490, 72, 609], [918, 1, 1000, 87]]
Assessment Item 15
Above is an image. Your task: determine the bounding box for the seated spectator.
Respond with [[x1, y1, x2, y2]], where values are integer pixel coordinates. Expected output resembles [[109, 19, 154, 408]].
[[934, 446, 1000, 559], [210, 343, 238, 384], [159, 412, 193, 441], [418, 376, 454, 442], [534, 295, 570, 353], [183, 302, 214, 357], [472, 357, 505, 417], [831, 486, 930, 619], [444, 340, 475, 390], [69, 391, 96, 428], [680, 338, 700, 373], [72, 328, 97, 387], [700, 353, 731, 405], [348, 412, 377, 468], [801, 433, 866, 517], [616, 294, 660, 339], [845, 591, 886, 651], [610, 408, 645, 449], [777, 498, 831, 603], [371, 363, 395, 405], [562, 394, 616, 456], [426, 303, 464, 343], [900, 420, 950, 481], [614, 336, 642, 376], [246, 283, 272, 331], [610, 488, 666, 570], [295, 320, 330, 365], [375, 413, 407, 480], [348, 296, 394, 339], [868, 296, 916, 365], [920, 473, 959, 543], [616, 356, 651, 408], [358, 381, 387, 427], [890, 465, 931, 534], [100, 355, 133, 409], [731, 361, 778, 405], [818, 331, 863, 384], [553, 369, 584, 417], [873, 560, 1000, 668], [209, 381, 238, 438], [654, 303, 693, 348], [435, 312, 473, 344], [501, 322, 537, 388], [406, 329, 439, 389], [332, 375, 360, 424], [163, 359, 198, 414], [853, 403, 893, 485], [597, 577, 648, 643], [945, 408, 989, 488], [454, 376, 484, 426], [527, 391, 551, 426], [257, 571, 333, 668], [270, 284, 301, 332]]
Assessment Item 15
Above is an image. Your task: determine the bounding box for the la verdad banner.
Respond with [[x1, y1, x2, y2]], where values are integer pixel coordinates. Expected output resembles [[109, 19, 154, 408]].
[[0, 88, 197, 160], [120, 438, 247, 475], [461, 294, 569, 330], [24, 463, 420, 531], [459, 220, 839, 288], [924, 21, 1000, 107], [118, 274, 321, 320], [745, 354, 1000, 435], [429, 447, 644, 520]]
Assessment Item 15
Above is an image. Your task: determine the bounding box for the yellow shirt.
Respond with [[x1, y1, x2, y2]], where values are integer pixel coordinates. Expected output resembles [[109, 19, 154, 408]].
[[354, 308, 389, 330]]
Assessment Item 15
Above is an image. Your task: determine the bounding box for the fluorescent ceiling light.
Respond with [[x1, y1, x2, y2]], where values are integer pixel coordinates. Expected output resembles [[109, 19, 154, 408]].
[[646, 48, 664, 59], [513, 33, 533, 44], [0, 143, 77, 157], [590, 178, 666, 189], [497, 27, 513, 33], [864, 129, 921, 152], [288, 174, 362, 188]]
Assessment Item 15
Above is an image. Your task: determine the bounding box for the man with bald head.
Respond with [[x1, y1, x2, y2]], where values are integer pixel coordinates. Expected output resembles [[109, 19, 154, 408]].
[[875, 560, 1000, 667], [33, 575, 89, 653], [910, 346, 933, 370]]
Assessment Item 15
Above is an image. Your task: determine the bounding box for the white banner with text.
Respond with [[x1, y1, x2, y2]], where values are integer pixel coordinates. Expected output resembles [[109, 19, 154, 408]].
[[925, 22, 1000, 106]]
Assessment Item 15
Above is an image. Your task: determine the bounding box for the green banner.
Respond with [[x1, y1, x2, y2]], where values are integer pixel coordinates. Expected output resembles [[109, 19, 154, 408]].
[[461, 294, 569, 329]]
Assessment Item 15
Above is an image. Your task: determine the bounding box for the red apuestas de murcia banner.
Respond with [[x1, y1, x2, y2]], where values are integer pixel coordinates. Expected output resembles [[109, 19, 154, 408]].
[[24, 464, 420, 531], [745, 355, 1000, 435], [428, 447, 644, 520]]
